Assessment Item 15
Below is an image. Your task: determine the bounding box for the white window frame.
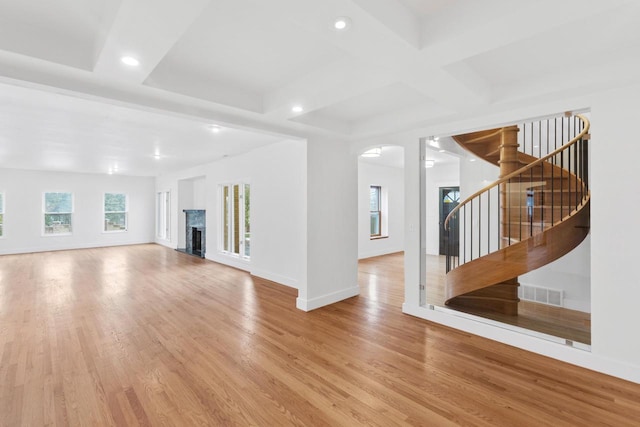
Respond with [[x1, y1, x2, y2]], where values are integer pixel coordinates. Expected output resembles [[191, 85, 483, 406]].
[[43, 192, 74, 236], [370, 185, 382, 238], [369, 185, 389, 239], [219, 183, 250, 260], [156, 190, 171, 240], [0, 192, 4, 238], [103, 192, 128, 233]]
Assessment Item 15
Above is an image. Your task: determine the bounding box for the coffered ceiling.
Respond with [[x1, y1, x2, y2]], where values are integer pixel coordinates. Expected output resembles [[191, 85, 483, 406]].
[[0, 0, 639, 175]]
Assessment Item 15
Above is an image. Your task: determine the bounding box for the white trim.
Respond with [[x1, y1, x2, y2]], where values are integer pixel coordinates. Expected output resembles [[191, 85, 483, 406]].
[[0, 240, 155, 256], [155, 238, 174, 249], [103, 192, 129, 233], [156, 190, 171, 240], [206, 252, 250, 272], [359, 247, 404, 260], [402, 303, 640, 384], [219, 182, 250, 259], [42, 191, 74, 236], [0, 190, 4, 239], [250, 267, 298, 289], [296, 286, 360, 311]]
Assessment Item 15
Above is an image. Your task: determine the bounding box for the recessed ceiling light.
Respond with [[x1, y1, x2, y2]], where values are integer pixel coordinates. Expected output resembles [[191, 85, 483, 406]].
[[121, 56, 140, 67], [209, 125, 221, 133], [333, 17, 351, 31], [425, 160, 435, 168], [108, 168, 113, 175], [469, 158, 476, 162], [292, 105, 304, 113], [153, 154, 161, 160], [438, 149, 446, 153]]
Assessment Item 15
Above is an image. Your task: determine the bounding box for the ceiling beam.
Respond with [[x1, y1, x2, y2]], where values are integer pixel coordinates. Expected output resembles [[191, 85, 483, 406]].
[[350, 0, 421, 49], [93, 0, 211, 84], [246, 0, 490, 116]]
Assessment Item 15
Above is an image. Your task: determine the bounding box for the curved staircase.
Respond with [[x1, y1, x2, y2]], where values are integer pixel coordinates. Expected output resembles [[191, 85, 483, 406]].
[[444, 114, 591, 315]]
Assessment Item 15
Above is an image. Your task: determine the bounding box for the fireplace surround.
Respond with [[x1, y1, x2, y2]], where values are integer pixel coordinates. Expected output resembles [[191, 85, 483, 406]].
[[181, 209, 205, 258]]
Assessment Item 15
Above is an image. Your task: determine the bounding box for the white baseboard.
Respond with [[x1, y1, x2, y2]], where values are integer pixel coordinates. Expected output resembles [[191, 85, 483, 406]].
[[250, 268, 298, 289], [402, 303, 640, 385], [563, 298, 591, 313], [358, 247, 404, 260], [155, 239, 175, 249], [205, 253, 250, 272], [0, 240, 155, 255], [297, 286, 360, 312]]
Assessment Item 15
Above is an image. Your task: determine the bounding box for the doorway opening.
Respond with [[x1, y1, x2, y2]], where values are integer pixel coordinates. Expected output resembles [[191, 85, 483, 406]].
[[439, 187, 459, 256]]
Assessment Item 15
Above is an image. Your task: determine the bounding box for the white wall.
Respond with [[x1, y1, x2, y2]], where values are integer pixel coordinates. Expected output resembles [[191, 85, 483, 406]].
[[192, 177, 206, 209], [176, 176, 206, 249], [358, 161, 404, 259], [520, 236, 591, 312], [0, 168, 155, 254], [155, 139, 306, 290], [299, 137, 358, 310], [590, 84, 640, 375]]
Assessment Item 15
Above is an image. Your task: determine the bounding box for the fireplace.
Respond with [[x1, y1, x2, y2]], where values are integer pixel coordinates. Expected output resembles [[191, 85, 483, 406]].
[[181, 209, 205, 258], [192, 227, 203, 254]]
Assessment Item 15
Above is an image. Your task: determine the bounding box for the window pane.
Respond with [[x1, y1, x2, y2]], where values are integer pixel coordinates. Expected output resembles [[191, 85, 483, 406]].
[[233, 185, 240, 255], [0, 194, 4, 237], [156, 193, 163, 237], [223, 186, 229, 252], [105, 213, 127, 231], [44, 213, 72, 234], [370, 212, 380, 236], [244, 184, 250, 258], [164, 192, 170, 237], [45, 192, 72, 213], [105, 193, 126, 212], [370, 186, 380, 211]]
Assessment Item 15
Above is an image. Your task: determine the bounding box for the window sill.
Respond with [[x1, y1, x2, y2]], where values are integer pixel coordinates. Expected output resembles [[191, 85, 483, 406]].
[[370, 235, 389, 240], [42, 233, 73, 237], [103, 230, 128, 234]]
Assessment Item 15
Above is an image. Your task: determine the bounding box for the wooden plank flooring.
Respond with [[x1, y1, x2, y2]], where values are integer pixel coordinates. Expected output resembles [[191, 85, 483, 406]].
[[1, 244, 639, 426], [375, 253, 592, 344]]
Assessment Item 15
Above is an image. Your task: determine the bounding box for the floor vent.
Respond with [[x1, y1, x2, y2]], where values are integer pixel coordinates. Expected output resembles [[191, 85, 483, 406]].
[[519, 285, 563, 307]]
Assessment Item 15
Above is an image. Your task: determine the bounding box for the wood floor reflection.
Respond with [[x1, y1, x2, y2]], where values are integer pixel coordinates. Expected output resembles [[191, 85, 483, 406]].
[[359, 252, 591, 344]]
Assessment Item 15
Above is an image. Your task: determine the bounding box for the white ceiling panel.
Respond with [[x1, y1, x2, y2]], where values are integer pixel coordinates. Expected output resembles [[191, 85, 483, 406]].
[[147, 0, 347, 100], [301, 83, 435, 124], [0, 0, 119, 70], [0, 83, 285, 176]]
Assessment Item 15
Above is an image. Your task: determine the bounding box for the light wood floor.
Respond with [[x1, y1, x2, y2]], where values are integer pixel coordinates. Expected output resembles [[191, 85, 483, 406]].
[[416, 254, 591, 344], [1, 244, 638, 426], [359, 253, 591, 344]]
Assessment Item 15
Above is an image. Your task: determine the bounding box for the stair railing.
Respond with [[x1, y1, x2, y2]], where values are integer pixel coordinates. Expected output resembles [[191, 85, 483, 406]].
[[444, 114, 590, 273]]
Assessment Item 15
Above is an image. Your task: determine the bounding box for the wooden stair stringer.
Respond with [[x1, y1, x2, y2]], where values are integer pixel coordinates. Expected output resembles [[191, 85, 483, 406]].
[[445, 197, 590, 304]]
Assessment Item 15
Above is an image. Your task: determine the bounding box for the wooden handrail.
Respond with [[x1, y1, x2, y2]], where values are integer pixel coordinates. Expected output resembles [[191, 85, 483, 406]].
[[444, 114, 590, 230]]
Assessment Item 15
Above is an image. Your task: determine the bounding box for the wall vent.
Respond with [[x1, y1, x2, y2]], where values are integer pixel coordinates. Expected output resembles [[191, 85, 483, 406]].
[[519, 285, 563, 307]]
